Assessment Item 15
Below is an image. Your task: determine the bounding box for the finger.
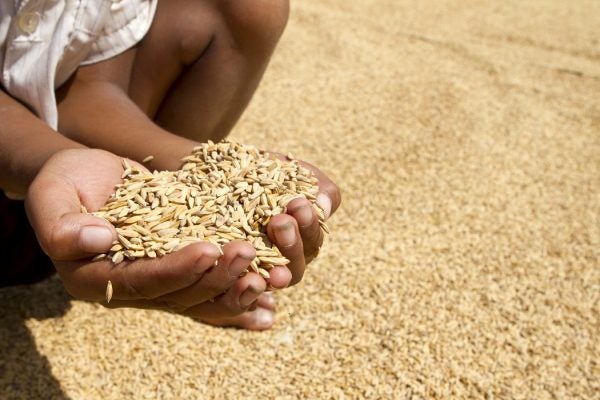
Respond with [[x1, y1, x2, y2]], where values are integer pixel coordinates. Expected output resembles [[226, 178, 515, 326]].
[[199, 307, 276, 330], [106, 298, 276, 331], [60, 241, 221, 301], [296, 160, 342, 219], [153, 241, 256, 309], [24, 149, 144, 260], [26, 173, 118, 260], [179, 272, 267, 318], [286, 197, 324, 263], [256, 292, 276, 311], [267, 213, 306, 286], [267, 152, 341, 219], [265, 266, 292, 290], [105, 272, 268, 319]]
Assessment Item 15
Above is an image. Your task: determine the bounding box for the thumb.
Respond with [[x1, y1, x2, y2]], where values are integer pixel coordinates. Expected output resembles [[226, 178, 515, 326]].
[[25, 170, 117, 261], [296, 160, 341, 219], [45, 212, 117, 260]]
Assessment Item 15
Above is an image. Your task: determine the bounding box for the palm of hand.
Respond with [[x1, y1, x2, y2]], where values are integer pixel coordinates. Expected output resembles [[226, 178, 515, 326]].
[[26, 149, 272, 321]]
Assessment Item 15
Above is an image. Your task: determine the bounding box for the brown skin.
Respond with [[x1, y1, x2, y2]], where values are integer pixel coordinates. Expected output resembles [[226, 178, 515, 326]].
[[4, 0, 341, 330], [0, 89, 85, 196]]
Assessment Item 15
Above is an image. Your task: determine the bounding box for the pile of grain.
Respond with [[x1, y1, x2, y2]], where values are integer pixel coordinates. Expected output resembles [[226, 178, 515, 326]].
[[4, 2, 599, 398], [92, 140, 327, 278]]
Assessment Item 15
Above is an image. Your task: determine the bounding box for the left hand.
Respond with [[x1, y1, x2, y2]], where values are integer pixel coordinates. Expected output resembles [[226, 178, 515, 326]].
[[265, 156, 342, 286], [24, 148, 280, 320]]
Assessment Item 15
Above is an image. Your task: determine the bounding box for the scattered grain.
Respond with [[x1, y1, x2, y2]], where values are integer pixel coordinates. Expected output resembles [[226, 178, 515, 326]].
[[105, 280, 113, 303]]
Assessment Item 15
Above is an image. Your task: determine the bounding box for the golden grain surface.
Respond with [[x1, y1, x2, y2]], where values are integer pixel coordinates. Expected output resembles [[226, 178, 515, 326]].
[[1, 1, 598, 399]]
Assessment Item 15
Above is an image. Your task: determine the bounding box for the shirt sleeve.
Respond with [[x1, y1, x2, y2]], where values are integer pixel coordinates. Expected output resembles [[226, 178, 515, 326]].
[[81, 0, 158, 66]]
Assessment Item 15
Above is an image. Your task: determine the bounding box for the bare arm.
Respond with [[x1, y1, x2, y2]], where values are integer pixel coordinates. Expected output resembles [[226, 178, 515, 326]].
[[0, 89, 84, 197], [56, 50, 197, 172]]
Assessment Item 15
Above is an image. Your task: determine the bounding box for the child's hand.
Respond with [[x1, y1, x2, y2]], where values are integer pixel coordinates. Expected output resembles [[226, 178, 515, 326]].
[[25, 149, 283, 320], [266, 156, 341, 285]]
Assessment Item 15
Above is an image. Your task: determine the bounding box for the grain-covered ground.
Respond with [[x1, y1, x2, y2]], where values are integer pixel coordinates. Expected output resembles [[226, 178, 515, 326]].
[[1, 1, 599, 398]]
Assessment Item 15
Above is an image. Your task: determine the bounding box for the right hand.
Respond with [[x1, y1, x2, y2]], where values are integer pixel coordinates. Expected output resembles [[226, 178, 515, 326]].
[[25, 148, 289, 322]]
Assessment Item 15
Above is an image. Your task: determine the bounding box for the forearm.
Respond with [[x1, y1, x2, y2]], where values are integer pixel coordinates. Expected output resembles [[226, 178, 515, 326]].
[[0, 89, 84, 197], [57, 79, 198, 171]]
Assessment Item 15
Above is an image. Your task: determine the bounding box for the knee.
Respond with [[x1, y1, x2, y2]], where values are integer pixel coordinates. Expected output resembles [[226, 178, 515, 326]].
[[219, 0, 290, 57], [157, 0, 289, 66]]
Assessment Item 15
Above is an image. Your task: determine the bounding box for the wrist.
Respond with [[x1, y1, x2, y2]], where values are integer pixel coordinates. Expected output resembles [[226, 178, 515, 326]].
[[0, 110, 85, 197]]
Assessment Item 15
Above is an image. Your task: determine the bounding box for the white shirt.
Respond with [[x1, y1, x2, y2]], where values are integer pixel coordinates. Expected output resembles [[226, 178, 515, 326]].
[[0, 0, 158, 130]]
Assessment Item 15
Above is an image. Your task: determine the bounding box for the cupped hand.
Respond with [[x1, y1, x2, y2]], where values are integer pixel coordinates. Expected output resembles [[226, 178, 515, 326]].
[[266, 155, 342, 286], [24, 148, 281, 326]]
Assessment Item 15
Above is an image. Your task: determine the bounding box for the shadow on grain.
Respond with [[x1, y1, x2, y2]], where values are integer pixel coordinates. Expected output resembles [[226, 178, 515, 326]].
[[0, 277, 72, 400]]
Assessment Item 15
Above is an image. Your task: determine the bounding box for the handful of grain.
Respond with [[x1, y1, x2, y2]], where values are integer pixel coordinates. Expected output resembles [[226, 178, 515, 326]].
[[91, 140, 328, 278]]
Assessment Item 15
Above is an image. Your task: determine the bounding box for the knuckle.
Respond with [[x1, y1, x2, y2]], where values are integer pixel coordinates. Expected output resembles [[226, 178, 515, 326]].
[[43, 226, 67, 260], [222, 297, 246, 315]]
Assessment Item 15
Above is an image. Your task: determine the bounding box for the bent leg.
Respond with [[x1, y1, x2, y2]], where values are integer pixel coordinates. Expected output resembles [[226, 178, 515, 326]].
[[129, 0, 290, 142]]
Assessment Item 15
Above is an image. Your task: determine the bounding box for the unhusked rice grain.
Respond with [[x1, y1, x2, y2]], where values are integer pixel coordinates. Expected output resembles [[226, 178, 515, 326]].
[[90, 140, 328, 273]]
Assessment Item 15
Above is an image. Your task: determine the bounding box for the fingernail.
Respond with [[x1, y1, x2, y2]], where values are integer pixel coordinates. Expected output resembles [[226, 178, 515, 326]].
[[262, 292, 276, 308], [207, 244, 222, 266], [79, 226, 114, 253], [274, 222, 296, 247], [196, 253, 219, 270], [229, 254, 254, 277], [240, 285, 263, 307], [266, 266, 291, 290], [254, 308, 275, 327], [293, 205, 314, 228], [316, 193, 332, 219], [193, 244, 222, 269]]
